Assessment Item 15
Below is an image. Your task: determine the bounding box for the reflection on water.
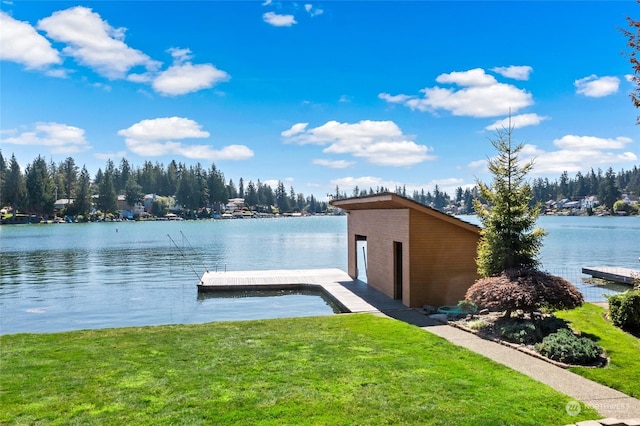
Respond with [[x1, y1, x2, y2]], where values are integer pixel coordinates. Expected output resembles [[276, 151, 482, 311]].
[[0, 217, 348, 334], [197, 288, 344, 320], [1, 215, 638, 334]]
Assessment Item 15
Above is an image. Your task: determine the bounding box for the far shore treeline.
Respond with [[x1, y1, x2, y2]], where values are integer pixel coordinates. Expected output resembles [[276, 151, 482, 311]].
[[0, 150, 639, 221]]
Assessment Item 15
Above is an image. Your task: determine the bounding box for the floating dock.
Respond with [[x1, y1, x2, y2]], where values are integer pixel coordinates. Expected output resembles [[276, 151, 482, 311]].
[[198, 268, 381, 314], [582, 266, 640, 286]]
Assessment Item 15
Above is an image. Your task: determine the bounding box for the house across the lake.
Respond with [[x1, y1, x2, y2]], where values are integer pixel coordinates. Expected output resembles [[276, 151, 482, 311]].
[[331, 193, 481, 308]]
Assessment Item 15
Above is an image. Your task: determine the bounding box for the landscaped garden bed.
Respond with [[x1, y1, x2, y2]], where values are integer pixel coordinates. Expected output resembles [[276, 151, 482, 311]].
[[448, 309, 608, 368]]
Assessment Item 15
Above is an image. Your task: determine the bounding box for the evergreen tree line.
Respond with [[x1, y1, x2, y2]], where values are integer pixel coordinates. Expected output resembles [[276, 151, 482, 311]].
[[0, 151, 638, 219]]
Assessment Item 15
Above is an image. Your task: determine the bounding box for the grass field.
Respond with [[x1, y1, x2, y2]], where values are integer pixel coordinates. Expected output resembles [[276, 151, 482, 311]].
[[555, 303, 640, 398], [0, 314, 598, 425]]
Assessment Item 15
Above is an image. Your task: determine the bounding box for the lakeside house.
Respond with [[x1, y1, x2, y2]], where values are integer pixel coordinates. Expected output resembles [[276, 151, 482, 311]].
[[331, 192, 481, 308]]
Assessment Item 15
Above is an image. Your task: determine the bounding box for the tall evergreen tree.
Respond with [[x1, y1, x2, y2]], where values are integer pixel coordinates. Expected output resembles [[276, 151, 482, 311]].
[[0, 151, 6, 208], [60, 157, 78, 200], [72, 166, 93, 219], [473, 124, 546, 277], [207, 164, 227, 210], [176, 167, 197, 211], [25, 155, 55, 216], [598, 167, 621, 211], [124, 178, 144, 211], [245, 180, 258, 207], [96, 162, 118, 215], [3, 154, 26, 219]]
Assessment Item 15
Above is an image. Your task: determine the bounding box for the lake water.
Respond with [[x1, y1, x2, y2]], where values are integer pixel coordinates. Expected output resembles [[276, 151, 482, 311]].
[[1, 215, 638, 335]]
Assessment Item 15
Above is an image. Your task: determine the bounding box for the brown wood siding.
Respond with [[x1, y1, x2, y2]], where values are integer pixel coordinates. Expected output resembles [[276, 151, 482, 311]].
[[347, 210, 410, 304], [408, 209, 480, 307]]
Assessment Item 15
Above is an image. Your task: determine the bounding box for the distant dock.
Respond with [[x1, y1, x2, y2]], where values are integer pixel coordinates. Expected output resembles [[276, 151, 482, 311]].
[[582, 266, 640, 286]]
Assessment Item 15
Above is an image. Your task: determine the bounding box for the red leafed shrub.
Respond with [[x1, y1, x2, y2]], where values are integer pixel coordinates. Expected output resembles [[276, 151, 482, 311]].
[[465, 269, 584, 317]]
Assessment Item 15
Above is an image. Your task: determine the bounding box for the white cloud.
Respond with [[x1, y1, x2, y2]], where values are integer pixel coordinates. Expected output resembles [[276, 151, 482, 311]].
[[282, 120, 436, 166], [0, 11, 61, 69], [1, 122, 91, 154], [152, 61, 230, 96], [305, 4, 324, 16], [281, 122, 308, 138], [263, 11, 297, 27], [625, 74, 634, 83], [491, 66, 533, 80], [380, 68, 533, 117], [436, 68, 497, 86], [553, 135, 632, 150], [37, 6, 159, 79], [574, 75, 620, 97], [338, 95, 352, 103], [118, 117, 253, 161], [471, 134, 636, 176], [312, 159, 354, 169], [378, 93, 412, 104], [485, 113, 550, 131]]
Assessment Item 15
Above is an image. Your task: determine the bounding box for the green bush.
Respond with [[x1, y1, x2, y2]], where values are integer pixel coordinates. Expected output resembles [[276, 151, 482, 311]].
[[608, 290, 640, 336], [535, 328, 603, 365], [495, 316, 567, 345], [498, 320, 537, 344]]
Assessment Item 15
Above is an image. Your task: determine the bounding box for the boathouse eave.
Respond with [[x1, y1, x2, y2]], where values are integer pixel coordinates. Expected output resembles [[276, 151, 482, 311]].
[[331, 192, 481, 235]]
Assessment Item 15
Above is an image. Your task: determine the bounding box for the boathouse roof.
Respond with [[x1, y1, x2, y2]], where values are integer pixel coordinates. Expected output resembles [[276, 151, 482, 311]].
[[330, 192, 481, 234]]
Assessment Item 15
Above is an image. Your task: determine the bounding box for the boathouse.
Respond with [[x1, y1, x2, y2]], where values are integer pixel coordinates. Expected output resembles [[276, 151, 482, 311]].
[[331, 193, 481, 308]]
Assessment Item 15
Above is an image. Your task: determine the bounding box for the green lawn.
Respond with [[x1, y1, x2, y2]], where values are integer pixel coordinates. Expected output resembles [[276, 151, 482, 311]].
[[555, 303, 640, 398], [1, 314, 597, 425]]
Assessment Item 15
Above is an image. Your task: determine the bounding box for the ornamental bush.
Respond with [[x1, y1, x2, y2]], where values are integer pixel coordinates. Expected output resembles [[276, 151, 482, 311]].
[[534, 328, 603, 365], [607, 290, 640, 336], [465, 268, 584, 317]]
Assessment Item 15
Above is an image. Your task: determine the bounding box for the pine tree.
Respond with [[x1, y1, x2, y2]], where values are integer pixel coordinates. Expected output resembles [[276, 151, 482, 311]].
[[473, 124, 546, 277], [25, 155, 55, 216], [3, 154, 26, 220]]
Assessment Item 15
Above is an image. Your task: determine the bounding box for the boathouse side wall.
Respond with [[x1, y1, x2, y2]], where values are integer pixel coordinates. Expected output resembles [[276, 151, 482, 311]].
[[408, 210, 480, 307]]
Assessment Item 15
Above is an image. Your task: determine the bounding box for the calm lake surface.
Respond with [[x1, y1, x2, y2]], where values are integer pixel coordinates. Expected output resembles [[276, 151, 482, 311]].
[[1, 215, 639, 335]]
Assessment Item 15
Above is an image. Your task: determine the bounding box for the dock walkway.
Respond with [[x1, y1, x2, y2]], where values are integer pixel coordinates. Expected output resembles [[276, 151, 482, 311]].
[[198, 268, 640, 421], [582, 266, 640, 285]]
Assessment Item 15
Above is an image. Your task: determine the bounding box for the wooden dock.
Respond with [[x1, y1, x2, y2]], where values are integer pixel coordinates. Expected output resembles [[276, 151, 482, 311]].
[[582, 266, 640, 286], [197, 268, 380, 314]]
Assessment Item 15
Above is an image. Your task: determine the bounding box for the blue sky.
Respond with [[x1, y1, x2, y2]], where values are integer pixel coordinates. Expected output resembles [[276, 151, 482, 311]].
[[1, 1, 638, 199]]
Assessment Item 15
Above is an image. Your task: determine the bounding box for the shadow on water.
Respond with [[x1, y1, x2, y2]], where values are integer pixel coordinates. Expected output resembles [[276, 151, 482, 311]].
[[197, 288, 344, 314]]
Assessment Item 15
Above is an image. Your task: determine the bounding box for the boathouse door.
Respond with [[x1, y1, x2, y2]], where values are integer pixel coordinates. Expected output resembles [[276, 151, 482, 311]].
[[356, 235, 368, 282], [394, 241, 402, 300]]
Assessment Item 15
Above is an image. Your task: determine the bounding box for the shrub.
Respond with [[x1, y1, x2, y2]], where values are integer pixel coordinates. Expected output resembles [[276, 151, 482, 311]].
[[607, 290, 640, 336], [466, 319, 488, 331], [456, 300, 477, 313], [465, 268, 584, 317], [497, 320, 537, 344], [494, 316, 567, 345], [534, 328, 603, 365]]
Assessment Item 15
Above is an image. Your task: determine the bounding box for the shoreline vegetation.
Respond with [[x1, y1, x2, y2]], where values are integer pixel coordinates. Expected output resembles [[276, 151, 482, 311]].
[[0, 314, 599, 425], [1, 152, 638, 225]]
